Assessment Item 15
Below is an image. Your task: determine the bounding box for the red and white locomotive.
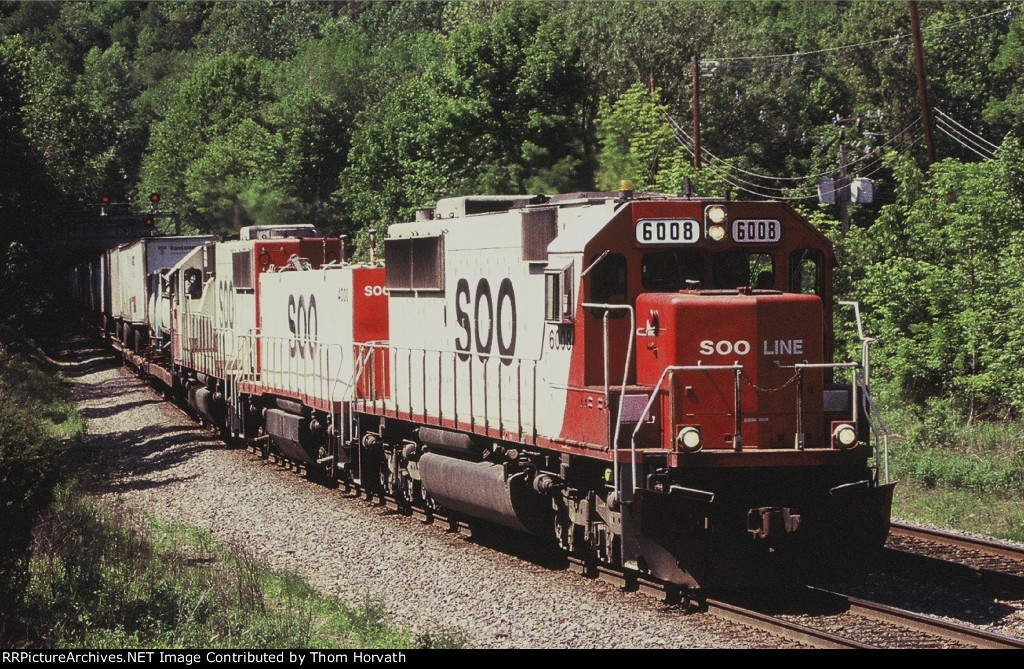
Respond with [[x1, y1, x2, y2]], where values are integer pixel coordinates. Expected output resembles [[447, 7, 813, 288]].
[[85, 187, 895, 592]]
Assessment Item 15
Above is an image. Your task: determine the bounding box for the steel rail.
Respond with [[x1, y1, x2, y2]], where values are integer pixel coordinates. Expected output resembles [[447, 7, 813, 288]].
[[890, 520, 1024, 561], [809, 586, 1024, 649]]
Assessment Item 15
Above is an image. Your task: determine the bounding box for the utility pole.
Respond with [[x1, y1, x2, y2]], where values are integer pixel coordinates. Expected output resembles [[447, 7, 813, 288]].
[[820, 116, 879, 235], [839, 136, 851, 235], [909, 1, 937, 165], [692, 55, 701, 170]]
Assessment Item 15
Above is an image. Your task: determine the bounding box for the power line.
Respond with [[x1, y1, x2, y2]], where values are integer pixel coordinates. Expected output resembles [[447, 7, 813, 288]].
[[702, 4, 1019, 70], [665, 112, 925, 201], [667, 5, 1014, 192], [934, 117, 997, 160], [934, 109, 998, 151]]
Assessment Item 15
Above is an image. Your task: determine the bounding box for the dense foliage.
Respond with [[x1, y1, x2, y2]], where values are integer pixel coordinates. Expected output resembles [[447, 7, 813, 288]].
[[0, 341, 80, 637], [2, 0, 1024, 420]]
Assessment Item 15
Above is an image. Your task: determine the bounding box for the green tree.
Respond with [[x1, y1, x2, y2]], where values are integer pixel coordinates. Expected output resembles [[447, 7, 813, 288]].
[[594, 82, 728, 198], [426, 1, 591, 195], [184, 118, 290, 230], [139, 52, 273, 232], [985, 7, 1024, 137], [334, 14, 445, 234], [191, 0, 330, 61], [0, 42, 63, 339], [265, 27, 373, 233], [856, 138, 1024, 420]]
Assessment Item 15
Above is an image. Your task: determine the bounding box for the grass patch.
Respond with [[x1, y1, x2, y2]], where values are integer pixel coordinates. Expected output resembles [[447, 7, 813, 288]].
[[0, 339, 82, 637], [892, 482, 1024, 544], [22, 491, 467, 649], [0, 336, 85, 445], [881, 399, 1024, 544]]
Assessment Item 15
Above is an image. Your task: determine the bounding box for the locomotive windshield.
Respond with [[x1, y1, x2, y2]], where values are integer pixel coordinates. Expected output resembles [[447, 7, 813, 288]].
[[640, 250, 702, 291], [640, 249, 777, 291], [790, 247, 825, 297], [711, 250, 775, 290]]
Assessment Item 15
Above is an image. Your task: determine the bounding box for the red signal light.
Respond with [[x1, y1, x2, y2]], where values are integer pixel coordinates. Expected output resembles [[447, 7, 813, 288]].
[[101, 195, 111, 204], [149, 193, 160, 204], [145, 217, 155, 227]]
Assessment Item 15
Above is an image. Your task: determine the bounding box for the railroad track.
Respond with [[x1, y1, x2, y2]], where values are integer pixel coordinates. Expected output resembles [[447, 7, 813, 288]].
[[713, 585, 1024, 649], [886, 521, 1024, 597], [559, 554, 1024, 648], [890, 521, 1024, 562]]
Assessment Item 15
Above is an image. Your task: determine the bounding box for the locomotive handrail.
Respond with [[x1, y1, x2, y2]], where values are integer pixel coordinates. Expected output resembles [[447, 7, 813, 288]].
[[581, 302, 635, 502], [840, 300, 890, 483], [254, 333, 346, 405], [774, 360, 860, 450], [775, 362, 859, 369], [858, 373, 891, 484], [182, 313, 239, 379], [346, 342, 385, 446], [349, 341, 540, 445], [629, 363, 744, 497]]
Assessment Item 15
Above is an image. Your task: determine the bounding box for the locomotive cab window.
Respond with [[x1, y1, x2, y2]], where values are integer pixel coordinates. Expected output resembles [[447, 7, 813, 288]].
[[749, 254, 775, 289], [588, 252, 627, 318], [642, 249, 704, 291], [544, 265, 573, 323], [712, 251, 774, 289], [790, 248, 825, 297], [183, 268, 203, 299]]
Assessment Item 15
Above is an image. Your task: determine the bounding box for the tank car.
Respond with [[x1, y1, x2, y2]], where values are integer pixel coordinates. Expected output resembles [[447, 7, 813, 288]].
[[334, 188, 894, 591]]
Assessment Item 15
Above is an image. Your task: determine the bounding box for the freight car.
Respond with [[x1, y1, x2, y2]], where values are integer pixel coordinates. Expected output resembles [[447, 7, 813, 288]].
[[75, 187, 894, 593], [122, 236, 220, 353]]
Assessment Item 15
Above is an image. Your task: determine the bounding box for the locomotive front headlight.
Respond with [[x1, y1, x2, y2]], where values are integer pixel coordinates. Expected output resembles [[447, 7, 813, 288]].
[[677, 426, 703, 453], [706, 223, 727, 242], [831, 422, 858, 449], [706, 204, 727, 224]]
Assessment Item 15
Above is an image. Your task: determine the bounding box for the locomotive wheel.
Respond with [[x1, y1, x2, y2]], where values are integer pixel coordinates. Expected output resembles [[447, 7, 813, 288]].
[[395, 492, 413, 516]]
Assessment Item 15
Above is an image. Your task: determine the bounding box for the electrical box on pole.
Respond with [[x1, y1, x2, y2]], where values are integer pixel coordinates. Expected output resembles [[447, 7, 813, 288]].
[[851, 178, 874, 204]]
